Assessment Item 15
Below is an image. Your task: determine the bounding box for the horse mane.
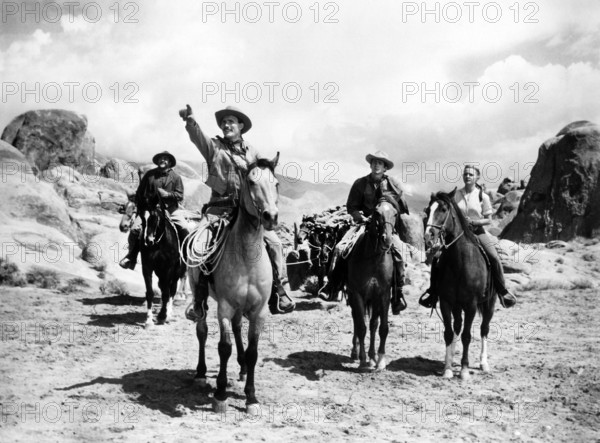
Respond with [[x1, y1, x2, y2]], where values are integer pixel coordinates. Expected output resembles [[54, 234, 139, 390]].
[[249, 158, 275, 173], [377, 194, 400, 215], [434, 191, 479, 244]]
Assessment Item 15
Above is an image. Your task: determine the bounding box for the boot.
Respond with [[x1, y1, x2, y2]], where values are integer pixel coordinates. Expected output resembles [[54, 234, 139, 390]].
[[119, 232, 140, 270], [498, 289, 517, 308], [185, 275, 209, 321], [391, 262, 407, 315], [418, 289, 438, 309], [269, 277, 295, 315]]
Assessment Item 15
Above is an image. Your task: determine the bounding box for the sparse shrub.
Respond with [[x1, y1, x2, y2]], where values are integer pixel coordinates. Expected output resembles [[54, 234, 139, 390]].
[[520, 278, 594, 291], [555, 257, 564, 264], [556, 268, 563, 273], [0, 258, 26, 287], [99, 279, 130, 296], [60, 277, 90, 294], [25, 266, 60, 289]]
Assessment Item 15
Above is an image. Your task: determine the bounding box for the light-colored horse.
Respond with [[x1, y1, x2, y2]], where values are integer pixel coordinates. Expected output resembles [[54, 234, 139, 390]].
[[188, 154, 280, 414]]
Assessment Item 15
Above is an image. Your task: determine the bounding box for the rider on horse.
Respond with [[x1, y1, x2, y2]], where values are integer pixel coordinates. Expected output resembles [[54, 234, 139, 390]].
[[180, 104, 295, 318], [318, 150, 409, 315], [119, 151, 191, 270], [419, 164, 518, 309]]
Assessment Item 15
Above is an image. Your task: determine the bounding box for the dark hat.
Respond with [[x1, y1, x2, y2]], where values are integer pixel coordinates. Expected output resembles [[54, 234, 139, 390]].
[[152, 151, 176, 167], [215, 106, 252, 134], [365, 150, 394, 170]]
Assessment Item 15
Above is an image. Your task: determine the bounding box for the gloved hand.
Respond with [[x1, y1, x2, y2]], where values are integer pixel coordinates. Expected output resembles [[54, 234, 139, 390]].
[[157, 188, 170, 198], [179, 104, 193, 121]]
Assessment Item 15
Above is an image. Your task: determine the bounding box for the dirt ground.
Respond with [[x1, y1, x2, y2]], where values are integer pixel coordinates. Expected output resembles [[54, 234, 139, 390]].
[[1, 248, 599, 442]]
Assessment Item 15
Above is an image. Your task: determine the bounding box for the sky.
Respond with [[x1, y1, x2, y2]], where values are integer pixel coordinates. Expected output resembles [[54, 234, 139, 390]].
[[1, 0, 600, 196]]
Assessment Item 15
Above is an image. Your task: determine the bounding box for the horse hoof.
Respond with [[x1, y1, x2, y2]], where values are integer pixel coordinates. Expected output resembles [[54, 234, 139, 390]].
[[350, 351, 358, 361], [442, 369, 454, 379], [480, 362, 490, 373], [358, 361, 370, 369], [368, 359, 377, 369], [246, 403, 261, 416], [212, 397, 228, 413], [145, 321, 154, 329], [239, 373, 246, 382], [460, 369, 470, 381]]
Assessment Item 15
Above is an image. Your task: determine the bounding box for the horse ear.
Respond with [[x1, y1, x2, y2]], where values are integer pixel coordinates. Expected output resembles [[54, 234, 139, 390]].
[[448, 187, 457, 198], [271, 151, 280, 168]]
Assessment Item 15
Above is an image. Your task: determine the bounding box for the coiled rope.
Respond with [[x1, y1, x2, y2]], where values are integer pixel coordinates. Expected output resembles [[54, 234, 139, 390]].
[[180, 217, 230, 276]]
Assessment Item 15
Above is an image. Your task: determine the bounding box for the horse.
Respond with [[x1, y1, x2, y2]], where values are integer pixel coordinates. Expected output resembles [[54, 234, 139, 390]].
[[423, 189, 496, 380], [139, 198, 186, 326], [119, 198, 188, 300], [346, 197, 398, 371], [187, 154, 280, 414]]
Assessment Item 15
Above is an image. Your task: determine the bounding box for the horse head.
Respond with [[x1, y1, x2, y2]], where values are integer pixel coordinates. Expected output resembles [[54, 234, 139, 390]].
[[144, 199, 167, 247], [369, 198, 398, 250], [241, 153, 280, 230], [424, 188, 464, 250]]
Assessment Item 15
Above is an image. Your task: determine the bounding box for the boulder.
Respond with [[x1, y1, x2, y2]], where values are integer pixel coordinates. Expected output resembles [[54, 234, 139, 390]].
[[399, 213, 425, 250], [0, 141, 79, 241], [1, 109, 95, 173], [501, 121, 600, 242]]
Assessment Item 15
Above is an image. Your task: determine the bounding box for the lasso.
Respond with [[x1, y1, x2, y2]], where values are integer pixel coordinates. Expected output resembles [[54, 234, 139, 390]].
[[180, 217, 231, 276]]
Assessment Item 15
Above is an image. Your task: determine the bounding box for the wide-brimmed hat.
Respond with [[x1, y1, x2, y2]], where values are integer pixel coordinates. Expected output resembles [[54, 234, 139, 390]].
[[152, 151, 176, 166], [215, 106, 252, 134], [365, 150, 394, 170]]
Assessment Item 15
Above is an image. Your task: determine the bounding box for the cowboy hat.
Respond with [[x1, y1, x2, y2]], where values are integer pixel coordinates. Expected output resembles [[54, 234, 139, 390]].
[[152, 151, 177, 167], [365, 150, 394, 170], [215, 106, 252, 134]]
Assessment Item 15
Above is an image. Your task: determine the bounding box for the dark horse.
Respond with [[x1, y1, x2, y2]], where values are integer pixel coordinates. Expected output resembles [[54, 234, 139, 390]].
[[139, 197, 186, 327], [346, 198, 398, 370], [187, 155, 280, 414], [424, 190, 496, 380]]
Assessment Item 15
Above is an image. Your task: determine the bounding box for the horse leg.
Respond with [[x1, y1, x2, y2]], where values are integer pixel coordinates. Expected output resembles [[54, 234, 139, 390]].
[[376, 303, 389, 371], [368, 314, 379, 369], [350, 334, 359, 361], [460, 307, 476, 381], [232, 313, 247, 382], [141, 264, 154, 328], [480, 298, 495, 373], [441, 301, 455, 378], [213, 317, 233, 413], [194, 316, 209, 388], [350, 296, 368, 368], [244, 316, 265, 415], [156, 273, 170, 324]]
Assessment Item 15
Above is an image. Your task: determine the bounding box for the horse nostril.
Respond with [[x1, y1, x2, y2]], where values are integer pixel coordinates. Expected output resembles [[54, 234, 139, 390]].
[[263, 211, 271, 223]]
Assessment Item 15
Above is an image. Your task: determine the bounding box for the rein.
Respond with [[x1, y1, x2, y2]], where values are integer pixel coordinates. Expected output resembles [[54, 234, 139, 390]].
[[426, 201, 465, 250]]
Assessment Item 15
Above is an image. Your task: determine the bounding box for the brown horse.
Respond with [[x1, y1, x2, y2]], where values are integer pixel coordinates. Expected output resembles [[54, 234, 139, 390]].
[[346, 198, 398, 370], [140, 198, 186, 326], [424, 190, 496, 380], [187, 155, 280, 414]]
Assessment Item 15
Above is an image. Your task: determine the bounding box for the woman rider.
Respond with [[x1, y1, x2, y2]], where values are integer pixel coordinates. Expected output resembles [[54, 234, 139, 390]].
[[419, 164, 517, 309]]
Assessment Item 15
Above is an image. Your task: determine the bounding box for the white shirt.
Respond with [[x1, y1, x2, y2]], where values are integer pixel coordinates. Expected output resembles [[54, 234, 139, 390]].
[[454, 187, 492, 220]]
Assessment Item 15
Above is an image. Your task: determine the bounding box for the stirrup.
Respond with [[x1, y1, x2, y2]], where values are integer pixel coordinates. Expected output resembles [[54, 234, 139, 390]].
[[418, 290, 437, 309], [498, 290, 517, 308], [391, 292, 407, 315], [269, 291, 295, 315], [185, 300, 207, 322]]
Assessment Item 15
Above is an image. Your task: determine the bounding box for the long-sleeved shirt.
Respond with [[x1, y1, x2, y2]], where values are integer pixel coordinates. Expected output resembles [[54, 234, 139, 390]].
[[185, 117, 260, 204], [346, 174, 404, 223], [136, 168, 184, 214]]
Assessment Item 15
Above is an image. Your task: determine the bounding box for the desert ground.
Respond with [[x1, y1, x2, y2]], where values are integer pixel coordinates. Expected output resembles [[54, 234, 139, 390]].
[[1, 238, 599, 443]]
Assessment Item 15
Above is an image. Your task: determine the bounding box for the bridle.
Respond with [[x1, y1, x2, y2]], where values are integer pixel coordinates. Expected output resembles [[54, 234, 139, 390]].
[[426, 199, 464, 249]]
